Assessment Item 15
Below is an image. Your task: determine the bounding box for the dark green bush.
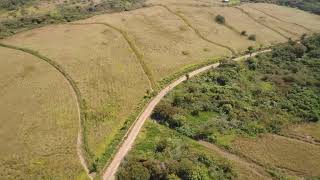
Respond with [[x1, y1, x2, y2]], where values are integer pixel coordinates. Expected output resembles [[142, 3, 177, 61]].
[[215, 15, 225, 24], [248, 34, 256, 41]]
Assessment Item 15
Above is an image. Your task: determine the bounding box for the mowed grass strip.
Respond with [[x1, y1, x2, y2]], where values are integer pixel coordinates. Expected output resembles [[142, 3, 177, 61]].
[[80, 6, 230, 81], [1, 23, 150, 163], [0, 47, 84, 179], [232, 134, 320, 177]]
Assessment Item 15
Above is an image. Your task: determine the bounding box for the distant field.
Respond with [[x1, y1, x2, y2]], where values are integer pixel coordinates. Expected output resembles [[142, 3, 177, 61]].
[[232, 134, 320, 178], [161, 5, 282, 52], [81, 6, 230, 81], [0, 47, 84, 179], [237, 4, 313, 39], [247, 3, 320, 32]]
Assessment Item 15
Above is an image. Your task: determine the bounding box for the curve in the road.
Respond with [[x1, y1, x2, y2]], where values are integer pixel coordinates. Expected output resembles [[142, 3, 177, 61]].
[[102, 49, 271, 180], [0, 43, 93, 179]]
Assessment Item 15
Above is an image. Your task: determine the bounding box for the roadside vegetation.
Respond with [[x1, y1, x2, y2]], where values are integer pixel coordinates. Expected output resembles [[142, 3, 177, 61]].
[[152, 34, 320, 148], [117, 121, 238, 180], [0, 0, 145, 38]]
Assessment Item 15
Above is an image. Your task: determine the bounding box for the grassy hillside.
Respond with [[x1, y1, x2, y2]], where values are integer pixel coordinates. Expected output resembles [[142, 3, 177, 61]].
[[0, 47, 85, 179], [1, 23, 151, 171]]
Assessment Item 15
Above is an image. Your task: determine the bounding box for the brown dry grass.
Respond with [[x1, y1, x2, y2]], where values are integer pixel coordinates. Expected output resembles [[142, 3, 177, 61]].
[[166, 5, 284, 51], [248, 3, 320, 33], [80, 6, 230, 81], [0, 47, 84, 179], [282, 122, 320, 142], [238, 4, 318, 40], [232, 134, 320, 177], [1, 24, 150, 159]]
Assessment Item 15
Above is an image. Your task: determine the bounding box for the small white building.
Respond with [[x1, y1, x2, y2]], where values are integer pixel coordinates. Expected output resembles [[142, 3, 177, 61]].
[[222, 0, 230, 2]]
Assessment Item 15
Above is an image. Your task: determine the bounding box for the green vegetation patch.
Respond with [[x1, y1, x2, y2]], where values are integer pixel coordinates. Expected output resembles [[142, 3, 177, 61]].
[[152, 34, 320, 147], [117, 121, 237, 180], [0, 0, 145, 38]]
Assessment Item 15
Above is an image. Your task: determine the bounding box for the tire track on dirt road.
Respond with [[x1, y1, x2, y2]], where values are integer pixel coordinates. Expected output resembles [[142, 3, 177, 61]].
[[0, 43, 93, 179], [234, 7, 290, 40], [70, 22, 156, 90], [102, 49, 271, 180], [154, 4, 237, 56]]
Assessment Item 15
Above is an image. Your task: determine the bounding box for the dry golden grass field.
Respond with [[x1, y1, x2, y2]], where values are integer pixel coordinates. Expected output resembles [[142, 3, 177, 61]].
[[0, 47, 84, 179], [282, 122, 320, 143], [232, 134, 320, 178], [1, 0, 320, 177], [247, 3, 320, 33], [236, 5, 310, 40], [1, 23, 150, 162], [80, 6, 230, 81]]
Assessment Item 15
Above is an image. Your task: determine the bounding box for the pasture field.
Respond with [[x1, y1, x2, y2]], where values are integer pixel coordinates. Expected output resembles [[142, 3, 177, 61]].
[[232, 134, 320, 178], [247, 3, 320, 33], [81, 6, 230, 81], [237, 4, 315, 40], [117, 121, 269, 180], [164, 5, 257, 53], [1, 23, 150, 167], [0, 47, 84, 179], [161, 5, 281, 52], [281, 122, 320, 142]]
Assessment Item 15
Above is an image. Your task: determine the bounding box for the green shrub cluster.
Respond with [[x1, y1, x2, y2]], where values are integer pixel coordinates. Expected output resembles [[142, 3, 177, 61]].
[[117, 124, 236, 180], [152, 34, 320, 146], [215, 15, 226, 24], [0, 0, 33, 10], [0, 0, 145, 38]]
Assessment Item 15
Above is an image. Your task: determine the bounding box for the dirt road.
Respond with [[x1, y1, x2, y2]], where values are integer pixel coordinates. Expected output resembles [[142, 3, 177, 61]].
[[102, 49, 271, 180]]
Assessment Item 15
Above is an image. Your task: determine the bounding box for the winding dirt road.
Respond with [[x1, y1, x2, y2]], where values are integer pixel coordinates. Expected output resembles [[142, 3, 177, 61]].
[[102, 49, 271, 180]]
